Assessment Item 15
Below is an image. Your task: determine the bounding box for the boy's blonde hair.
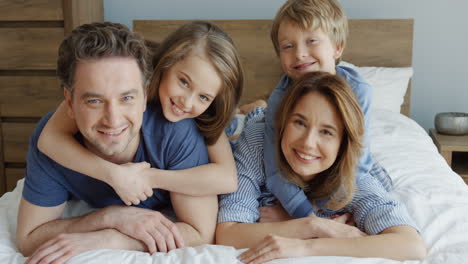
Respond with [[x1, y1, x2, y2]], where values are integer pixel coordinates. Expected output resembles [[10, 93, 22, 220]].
[[271, 0, 348, 59], [275, 72, 364, 210], [148, 21, 244, 145]]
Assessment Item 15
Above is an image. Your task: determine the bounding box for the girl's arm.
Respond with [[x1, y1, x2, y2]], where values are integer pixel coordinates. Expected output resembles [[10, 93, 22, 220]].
[[37, 101, 153, 205], [39, 102, 237, 201], [146, 133, 238, 196], [239, 225, 426, 263]]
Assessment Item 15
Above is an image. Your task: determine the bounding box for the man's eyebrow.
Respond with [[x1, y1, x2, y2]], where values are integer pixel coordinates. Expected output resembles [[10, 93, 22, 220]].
[[79, 89, 139, 100], [80, 92, 103, 100], [121, 89, 139, 96]]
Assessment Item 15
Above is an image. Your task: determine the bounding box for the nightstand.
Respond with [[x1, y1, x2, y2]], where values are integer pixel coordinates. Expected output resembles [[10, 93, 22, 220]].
[[429, 128, 468, 183]]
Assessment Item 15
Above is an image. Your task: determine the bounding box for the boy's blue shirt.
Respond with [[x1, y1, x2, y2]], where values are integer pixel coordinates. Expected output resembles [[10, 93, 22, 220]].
[[264, 65, 373, 218]]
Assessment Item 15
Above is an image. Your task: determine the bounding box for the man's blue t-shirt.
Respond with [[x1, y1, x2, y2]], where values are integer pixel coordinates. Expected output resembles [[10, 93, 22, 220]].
[[22, 104, 209, 209]]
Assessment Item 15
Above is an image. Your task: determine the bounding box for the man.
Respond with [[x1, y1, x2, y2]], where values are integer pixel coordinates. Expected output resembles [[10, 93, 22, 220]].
[[16, 22, 217, 264]]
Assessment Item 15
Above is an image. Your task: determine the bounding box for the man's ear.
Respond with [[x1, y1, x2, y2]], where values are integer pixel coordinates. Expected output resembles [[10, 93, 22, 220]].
[[334, 44, 344, 60], [143, 86, 148, 112], [63, 88, 75, 120]]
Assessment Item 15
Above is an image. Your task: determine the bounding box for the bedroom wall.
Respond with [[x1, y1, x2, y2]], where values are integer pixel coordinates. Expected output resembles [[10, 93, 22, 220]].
[[103, 0, 468, 132]]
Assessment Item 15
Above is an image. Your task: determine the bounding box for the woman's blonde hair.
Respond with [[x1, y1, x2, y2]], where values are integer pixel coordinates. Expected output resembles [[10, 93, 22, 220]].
[[270, 0, 348, 62], [275, 72, 363, 210], [148, 21, 244, 145]]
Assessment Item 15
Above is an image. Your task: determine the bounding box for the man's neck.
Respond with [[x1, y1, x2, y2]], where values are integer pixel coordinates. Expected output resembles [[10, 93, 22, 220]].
[[84, 133, 140, 165]]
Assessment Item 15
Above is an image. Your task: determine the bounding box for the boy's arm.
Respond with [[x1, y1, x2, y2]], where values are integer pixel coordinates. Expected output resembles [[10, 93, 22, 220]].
[[146, 133, 238, 195], [264, 76, 314, 218]]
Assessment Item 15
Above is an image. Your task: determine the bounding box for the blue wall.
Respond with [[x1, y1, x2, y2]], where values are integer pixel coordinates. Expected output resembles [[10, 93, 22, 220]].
[[104, 0, 468, 131]]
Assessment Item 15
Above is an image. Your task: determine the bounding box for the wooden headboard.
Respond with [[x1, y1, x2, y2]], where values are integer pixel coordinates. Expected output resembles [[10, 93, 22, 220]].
[[134, 19, 414, 116]]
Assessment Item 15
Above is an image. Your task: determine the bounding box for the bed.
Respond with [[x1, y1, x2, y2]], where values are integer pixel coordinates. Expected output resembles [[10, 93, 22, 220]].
[[1, 19, 468, 264]]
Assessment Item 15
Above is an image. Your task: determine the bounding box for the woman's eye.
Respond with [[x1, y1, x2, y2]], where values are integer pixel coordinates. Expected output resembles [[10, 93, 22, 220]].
[[321, 129, 333, 136], [293, 119, 306, 127]]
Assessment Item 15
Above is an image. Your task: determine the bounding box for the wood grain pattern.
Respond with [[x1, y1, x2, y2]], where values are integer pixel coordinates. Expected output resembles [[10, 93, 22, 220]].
[[2, 122, 37, 163], [0, 28, 64, 70], [0, 121, 4, 195], [5, 168, 24, 192], [63, 0, 104, 34], [0, 76, 61, 117], [134, 19, 413, 114], [0, 0, 63, 21]]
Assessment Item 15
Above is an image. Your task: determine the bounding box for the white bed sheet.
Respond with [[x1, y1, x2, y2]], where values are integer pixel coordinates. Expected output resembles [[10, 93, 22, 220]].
[[1, 109, 468, 264]]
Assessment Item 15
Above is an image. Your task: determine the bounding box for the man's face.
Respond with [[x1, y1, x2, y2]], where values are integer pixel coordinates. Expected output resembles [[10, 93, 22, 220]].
[[65, 57, 147, 163]]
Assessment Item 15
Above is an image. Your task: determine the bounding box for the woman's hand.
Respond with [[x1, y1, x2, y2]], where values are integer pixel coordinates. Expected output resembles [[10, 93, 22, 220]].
[[107, 162, 154, 205], [239, 235, 307, 264], [331, 212, 356, 226], [258, 202, 291, 222]]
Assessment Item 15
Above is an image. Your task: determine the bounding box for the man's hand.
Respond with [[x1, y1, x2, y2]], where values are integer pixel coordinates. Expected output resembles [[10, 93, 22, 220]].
[[258, 203, 291, 223], [106, 206, 184, 254], [239, 235, 307, 264], [107, 162, 154, 206], [25, 231, 109, 264]]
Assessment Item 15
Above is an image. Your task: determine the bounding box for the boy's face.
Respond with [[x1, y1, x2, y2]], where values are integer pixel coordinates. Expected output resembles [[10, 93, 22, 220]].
[[277, 20, 343, 79]]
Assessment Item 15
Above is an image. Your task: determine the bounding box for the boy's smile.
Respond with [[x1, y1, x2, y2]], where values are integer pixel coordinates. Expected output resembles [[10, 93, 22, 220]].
[[277, 20, 343, 79]]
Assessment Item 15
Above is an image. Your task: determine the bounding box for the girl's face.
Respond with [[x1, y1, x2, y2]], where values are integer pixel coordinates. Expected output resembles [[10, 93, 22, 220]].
[[281, 92, 343, 181], [159, 54, 222, 122]]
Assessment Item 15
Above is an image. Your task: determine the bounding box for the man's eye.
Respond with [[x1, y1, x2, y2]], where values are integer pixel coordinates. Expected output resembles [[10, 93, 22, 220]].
[[122, 96, 134, 102], [87, 99, 101, 104], [282, 44, 293, 50]]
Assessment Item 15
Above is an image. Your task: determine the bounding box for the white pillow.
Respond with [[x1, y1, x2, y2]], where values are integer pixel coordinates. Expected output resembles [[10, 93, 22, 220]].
[[338, 61, 413, 113]]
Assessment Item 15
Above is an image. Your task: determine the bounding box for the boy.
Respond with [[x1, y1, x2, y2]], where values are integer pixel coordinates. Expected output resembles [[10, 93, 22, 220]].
[[264, 0, 392, 219]]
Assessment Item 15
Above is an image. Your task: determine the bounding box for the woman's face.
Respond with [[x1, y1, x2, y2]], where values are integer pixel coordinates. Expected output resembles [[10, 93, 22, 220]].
[[281, 91, 344, 181], [159, 53, 222, 122]]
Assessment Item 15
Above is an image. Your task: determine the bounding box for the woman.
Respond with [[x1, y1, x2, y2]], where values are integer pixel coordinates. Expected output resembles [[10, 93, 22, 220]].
[[216, 71, 426, 263]]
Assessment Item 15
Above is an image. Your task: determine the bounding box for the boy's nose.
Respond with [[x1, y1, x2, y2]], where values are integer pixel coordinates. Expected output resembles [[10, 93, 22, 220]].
[[295, 44, 308, 59]]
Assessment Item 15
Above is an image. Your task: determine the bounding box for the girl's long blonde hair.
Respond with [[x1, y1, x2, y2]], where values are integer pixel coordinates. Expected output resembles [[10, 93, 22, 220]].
[[148, 21, 244, 145]]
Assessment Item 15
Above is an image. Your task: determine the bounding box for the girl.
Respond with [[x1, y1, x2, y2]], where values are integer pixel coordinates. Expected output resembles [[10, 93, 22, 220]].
[[37, 21, 243, 205], [216, 72, 426, 263]]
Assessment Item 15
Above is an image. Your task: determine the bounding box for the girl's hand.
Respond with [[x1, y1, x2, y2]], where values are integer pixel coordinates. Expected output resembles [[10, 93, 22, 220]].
[[107, 162, 154, 206], [258, 202, 291, 222], [239, 235, 306, 264]]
